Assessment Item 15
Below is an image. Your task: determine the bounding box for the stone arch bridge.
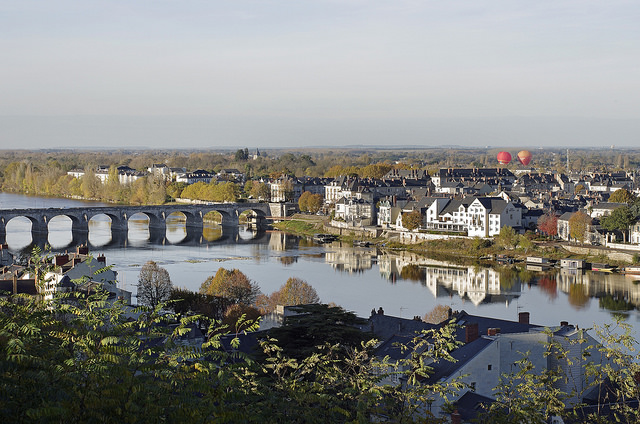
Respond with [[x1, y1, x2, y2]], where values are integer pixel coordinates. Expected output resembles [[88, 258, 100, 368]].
[[0, 203, 273, 244]]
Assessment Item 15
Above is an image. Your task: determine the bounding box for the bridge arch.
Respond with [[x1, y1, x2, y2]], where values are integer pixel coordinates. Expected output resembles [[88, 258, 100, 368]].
[[199, 207, 236, 226]]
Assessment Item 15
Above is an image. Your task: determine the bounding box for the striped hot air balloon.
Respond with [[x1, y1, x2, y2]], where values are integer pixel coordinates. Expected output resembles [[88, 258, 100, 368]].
[[497, 151, 512, 165], [517, 150, 532, 166]]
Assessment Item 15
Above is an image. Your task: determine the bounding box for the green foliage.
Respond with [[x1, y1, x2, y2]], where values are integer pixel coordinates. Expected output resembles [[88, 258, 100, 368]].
[[266, 304, 371, 360], [483, 354, 566, 423], [495, 226, 518, 250], [600, 206, 635, 242], [472, 236, 492, 250], [0, 291, 253, 423], [235, 148, 249, 161]]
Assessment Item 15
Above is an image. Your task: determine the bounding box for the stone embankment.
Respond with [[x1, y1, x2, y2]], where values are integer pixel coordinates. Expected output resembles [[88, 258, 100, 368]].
[[562, 244, 635, 263]]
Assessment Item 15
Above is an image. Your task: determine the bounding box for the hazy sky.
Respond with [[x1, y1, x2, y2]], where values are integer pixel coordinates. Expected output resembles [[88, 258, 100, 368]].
[[2, 0, 639, 149]]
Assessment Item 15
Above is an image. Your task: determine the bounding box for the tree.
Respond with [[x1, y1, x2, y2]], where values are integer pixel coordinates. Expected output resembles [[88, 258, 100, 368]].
[[200, 267, 260, 306], [569, 211, 591, 244], [258, 277, 320, 313], [168, 287, 231, 331], [423, 304, 452, 324], [298, 191, 323, 213], [609, 188, 634, 204], [222, 303, 262, 333], [136, 260, 172, 308], [298, 191, 311, 212], [600, 206, 635, 243], [537, 213, 558, 237], [495, 226, 518, 249], [234, 148, 249, 161], [401, 210, 423, 231], [266, 304, 371, 360]]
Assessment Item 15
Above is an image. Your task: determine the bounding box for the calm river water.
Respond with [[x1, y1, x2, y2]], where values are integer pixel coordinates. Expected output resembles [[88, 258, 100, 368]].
[[2, 192, 640, 335]]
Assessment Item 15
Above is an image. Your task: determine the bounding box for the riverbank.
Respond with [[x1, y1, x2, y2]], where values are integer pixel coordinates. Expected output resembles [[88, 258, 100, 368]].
[[273, 217, 638, 268]]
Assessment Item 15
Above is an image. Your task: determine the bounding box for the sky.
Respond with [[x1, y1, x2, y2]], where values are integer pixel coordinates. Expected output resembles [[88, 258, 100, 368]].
[[1, 0, 639, 149]]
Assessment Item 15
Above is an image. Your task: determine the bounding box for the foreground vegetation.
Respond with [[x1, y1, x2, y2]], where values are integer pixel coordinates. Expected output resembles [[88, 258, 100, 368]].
[[2, 248, 640, 423], [3, 289, 640, 423]]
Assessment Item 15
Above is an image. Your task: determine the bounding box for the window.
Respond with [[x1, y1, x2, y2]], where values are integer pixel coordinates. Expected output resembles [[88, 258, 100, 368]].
[[487, 364, 492, 371]]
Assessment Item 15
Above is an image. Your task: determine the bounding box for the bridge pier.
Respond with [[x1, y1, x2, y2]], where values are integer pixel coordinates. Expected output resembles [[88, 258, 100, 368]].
[[148, 227, 166, 245], [71, 231, 90, 248], [109, 216, 127, 232], [0, 218, 6, 245], [221, 212, 238, 226], [102, 229, 128, 249], [185, 212, 204, 240], [30, 216, 49, 238], [71, 215, 90, 233]]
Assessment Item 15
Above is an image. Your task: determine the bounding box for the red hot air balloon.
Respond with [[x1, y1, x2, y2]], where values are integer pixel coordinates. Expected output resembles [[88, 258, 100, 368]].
[[497, 151, 512, 164], [517, 150, 532, 166]]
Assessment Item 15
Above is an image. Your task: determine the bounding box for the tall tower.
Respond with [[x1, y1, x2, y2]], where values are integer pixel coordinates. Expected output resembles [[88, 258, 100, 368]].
[[566, 149, 569, 173]]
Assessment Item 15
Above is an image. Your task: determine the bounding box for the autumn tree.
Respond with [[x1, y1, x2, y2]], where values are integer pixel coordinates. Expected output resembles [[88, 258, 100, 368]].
[[200, 267, 261, 306], [298, 191, 323, 213], [423, 304, 452, 324], [537, 213, 558, 237], [609, 188, 634, 204], [569, 211, 591, 244], [222, 303, 262, 332], [401, 210, 423, 231], [257, 277, 320, 314], [136, 260, 172, 308]]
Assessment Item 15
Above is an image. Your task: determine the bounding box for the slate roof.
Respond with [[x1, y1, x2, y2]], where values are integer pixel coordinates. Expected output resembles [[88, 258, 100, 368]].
[[453, 391, 496, 421], [367, 313, 436, 342], [425, 337, 494, 383], [473, 197, 509, 214], [452, 310, 542, 342]]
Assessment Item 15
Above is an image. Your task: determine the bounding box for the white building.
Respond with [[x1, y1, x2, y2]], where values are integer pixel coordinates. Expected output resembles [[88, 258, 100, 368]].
[[467, 197, 521, 237], [334, 197, 375, 226]]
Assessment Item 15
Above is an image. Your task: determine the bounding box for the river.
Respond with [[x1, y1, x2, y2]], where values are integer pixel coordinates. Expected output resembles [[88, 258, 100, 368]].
[[1, 192, 639, 336]]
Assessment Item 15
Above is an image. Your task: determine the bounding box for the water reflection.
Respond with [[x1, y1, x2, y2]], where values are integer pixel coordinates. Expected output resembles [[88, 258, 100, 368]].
[[4, 213, 266, 251], [5, 208, 640, 324]]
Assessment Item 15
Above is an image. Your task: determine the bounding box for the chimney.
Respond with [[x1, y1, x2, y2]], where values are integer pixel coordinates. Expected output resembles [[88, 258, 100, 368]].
[[97, 255, 106, 264], [488, 328, 501, 336], [54, 254, 69, 267], [561, 321, 569, 327], [519, 312, 530, 325], [465, 323, 479, 343], [451, 410, 461, 424]]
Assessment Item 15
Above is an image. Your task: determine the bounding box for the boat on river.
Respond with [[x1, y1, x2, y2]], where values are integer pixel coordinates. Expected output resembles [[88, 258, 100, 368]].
[[313, 234, 338, 243], [620, 266, 640, 275], [591, 263, 616, 272]]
